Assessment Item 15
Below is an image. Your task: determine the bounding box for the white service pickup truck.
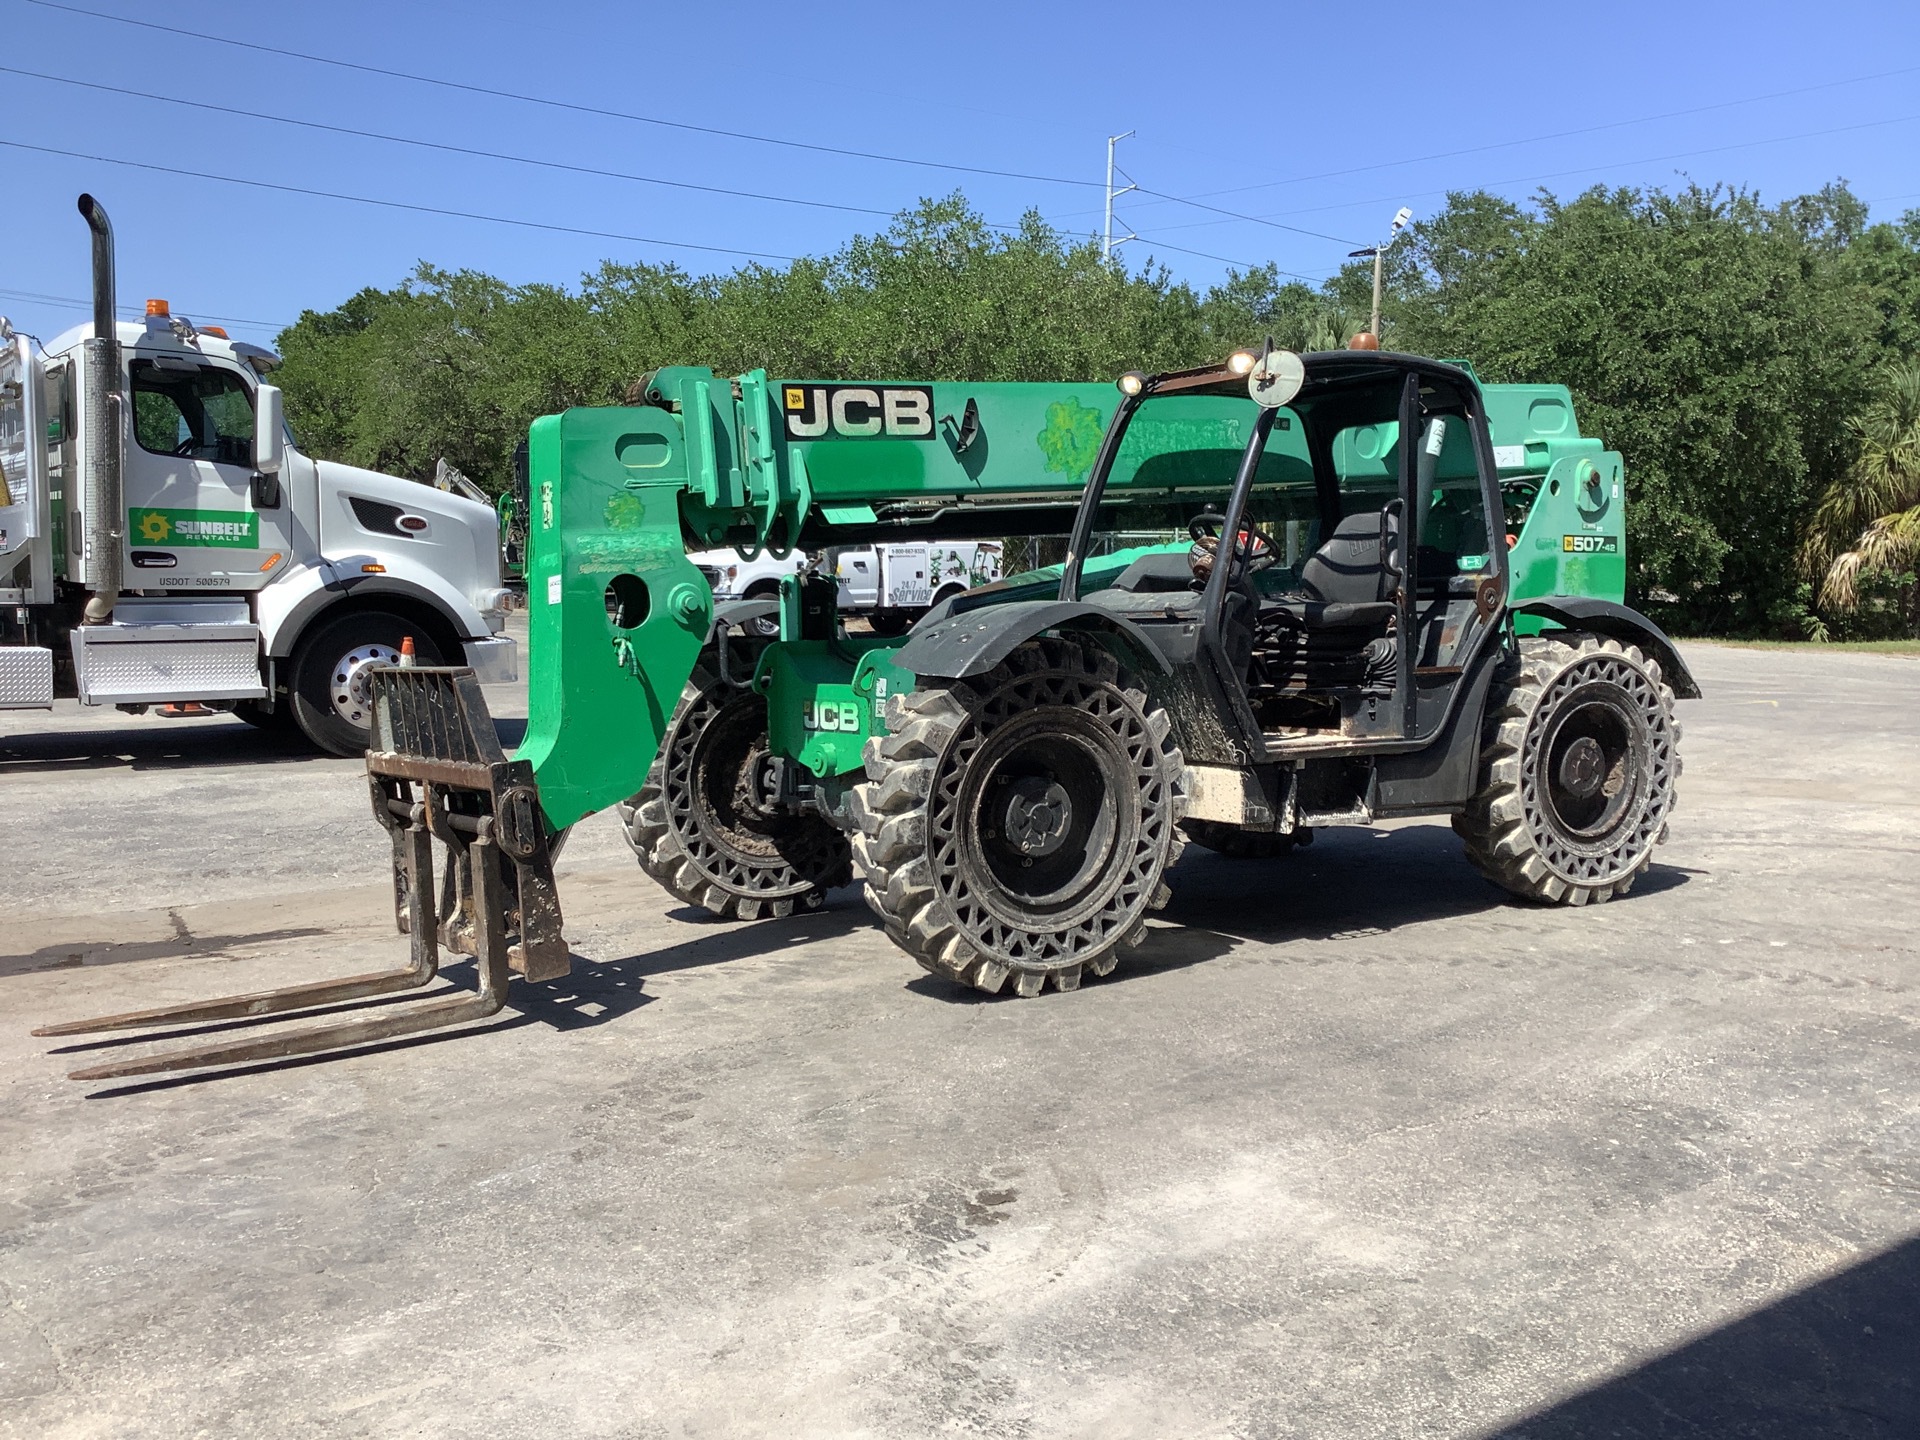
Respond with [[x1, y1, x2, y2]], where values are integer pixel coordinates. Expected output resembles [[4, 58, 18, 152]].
[[688, 541, 1002, 635]]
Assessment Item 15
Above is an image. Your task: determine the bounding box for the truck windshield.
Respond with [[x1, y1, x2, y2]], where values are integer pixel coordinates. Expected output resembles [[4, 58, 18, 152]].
[[131, 360, 255, 467]]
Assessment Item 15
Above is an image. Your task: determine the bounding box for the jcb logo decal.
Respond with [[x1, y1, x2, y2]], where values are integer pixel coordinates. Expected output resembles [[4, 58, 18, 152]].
[[784, 384, 934, 440], [801, 700, 861, 732]]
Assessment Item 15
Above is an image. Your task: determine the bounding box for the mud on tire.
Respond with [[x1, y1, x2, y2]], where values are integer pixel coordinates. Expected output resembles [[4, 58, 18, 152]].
[[618, 641, 852, 920], [1454, 632, 1680, 905], [851, 637, 1186, 997]]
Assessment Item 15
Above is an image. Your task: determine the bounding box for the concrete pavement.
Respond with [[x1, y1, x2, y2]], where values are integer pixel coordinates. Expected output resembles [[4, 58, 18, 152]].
[[1, 639, 1914, 1438]]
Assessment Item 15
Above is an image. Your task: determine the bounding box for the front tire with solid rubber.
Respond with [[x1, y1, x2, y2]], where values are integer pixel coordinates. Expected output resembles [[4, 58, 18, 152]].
[[1453, 633, 1680, 905], [852, 638, 1186, 997], [618, 642, 853, 920]]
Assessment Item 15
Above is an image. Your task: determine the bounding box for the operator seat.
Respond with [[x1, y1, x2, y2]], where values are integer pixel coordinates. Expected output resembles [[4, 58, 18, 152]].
[[1263, 511, 1398, 628]]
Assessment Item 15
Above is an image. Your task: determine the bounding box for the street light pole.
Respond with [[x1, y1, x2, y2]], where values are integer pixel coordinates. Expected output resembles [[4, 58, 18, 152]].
[[1371, 245, 1385, 340], [1349, 206, 1415, 346]]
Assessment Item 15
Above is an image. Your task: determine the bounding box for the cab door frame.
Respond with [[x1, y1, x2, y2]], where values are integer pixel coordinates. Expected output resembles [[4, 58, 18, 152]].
[[122, 351, 290, 591]]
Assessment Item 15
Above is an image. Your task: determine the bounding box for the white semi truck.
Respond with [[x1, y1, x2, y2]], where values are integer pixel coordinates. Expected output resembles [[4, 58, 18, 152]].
[[0, 196, 516, 755]]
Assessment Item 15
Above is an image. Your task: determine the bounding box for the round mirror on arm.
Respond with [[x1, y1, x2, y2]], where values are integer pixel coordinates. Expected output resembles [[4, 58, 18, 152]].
[[1247, 349, 1305, 408]]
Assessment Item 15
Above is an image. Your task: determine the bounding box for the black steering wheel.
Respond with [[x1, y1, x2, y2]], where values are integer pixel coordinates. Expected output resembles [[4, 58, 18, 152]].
[[1188, 512, 1280, 583]]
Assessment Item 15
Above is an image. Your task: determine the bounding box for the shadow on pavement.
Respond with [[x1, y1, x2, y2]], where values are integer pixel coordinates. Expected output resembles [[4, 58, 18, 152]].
[[0, 719, 327, 773], [1162, 823, 1692, 947], [900, 822, 1694, 1003], [64, 903, 873, 1096], [1485, 1235, 1920, 1438], [2, 927, 331, 979], [904, 921, 1235, 1004]]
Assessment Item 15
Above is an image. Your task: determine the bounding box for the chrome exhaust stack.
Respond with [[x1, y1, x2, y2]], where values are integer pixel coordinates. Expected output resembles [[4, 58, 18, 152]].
[[77, 194, 123, 625]]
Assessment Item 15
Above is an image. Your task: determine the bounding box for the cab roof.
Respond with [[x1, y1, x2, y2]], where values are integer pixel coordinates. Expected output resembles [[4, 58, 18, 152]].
[[44, 317, 279, 373]]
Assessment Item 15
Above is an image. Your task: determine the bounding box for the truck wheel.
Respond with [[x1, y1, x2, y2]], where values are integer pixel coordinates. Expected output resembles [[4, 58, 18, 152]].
[[619, 644, 852, 920], [742, 586, 780, 638], [233, 699, 292, 732], [1454, 633, 1680, 905], [867, 609, 912, 637], [852, 638, 1186, 997], [288, 611, 444, 757], [1179, 820, 1310, 858]]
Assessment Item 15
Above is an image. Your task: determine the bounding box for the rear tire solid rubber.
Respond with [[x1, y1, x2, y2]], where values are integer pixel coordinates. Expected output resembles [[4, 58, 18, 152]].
[[618, 641, 853, 920]]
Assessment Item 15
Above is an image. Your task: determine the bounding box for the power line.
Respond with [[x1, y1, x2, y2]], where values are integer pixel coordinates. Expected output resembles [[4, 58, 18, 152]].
[[1132, 188, 1364, 247], [1141, 109, 1920, 240], [26, 0, 1104, 191], [0, 286, 289, 331], [0, 65, 916, 223], [1065, 59, 1920, 227], [1123, 236, 1325, 283], [0, 138, 800, 262]]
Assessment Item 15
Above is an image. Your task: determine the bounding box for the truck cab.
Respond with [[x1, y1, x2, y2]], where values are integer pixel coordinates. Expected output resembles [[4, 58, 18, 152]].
[[0, 197, 515, 754]]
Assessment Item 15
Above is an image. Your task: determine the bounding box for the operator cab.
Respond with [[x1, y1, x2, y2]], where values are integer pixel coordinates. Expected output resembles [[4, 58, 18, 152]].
[[1064, 349, 1506, 757]]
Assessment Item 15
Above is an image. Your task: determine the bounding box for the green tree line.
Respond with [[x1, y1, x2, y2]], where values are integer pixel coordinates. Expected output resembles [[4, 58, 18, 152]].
[[272, 186, 1920, 638]]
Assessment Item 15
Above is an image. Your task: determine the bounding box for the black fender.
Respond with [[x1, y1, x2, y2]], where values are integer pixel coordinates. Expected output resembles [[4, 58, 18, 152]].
[[1511, 597, 1701, 699], [889, 600, 1173, 680]]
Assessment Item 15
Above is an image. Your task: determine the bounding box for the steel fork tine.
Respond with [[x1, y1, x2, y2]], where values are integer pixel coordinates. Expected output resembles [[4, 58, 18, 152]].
[[35, 824, 439, 1040], [63, 982, 507, 1081], [31, 965, 436, 1038], [55, 833, 515, 1082]]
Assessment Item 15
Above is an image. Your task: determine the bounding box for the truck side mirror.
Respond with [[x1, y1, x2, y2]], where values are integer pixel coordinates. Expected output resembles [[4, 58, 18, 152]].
[[253, 383, 286, 475]]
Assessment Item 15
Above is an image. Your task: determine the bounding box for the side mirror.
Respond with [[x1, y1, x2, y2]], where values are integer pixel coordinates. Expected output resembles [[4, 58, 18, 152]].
[[253, 383, 285, 474], [1247, 349, 1305, 408]]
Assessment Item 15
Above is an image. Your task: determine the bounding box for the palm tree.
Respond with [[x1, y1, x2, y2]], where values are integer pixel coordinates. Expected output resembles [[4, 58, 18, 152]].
[[1803, 364, 1920, 622]]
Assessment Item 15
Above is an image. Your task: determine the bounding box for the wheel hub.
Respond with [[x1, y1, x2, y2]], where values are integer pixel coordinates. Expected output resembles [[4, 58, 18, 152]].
[[1000, 777, 1073, 857], [747, 749, 783, 816], [1533, 674, 1653, 851], [329, 643, 401, 726], [1557, 735, 1607, 798]]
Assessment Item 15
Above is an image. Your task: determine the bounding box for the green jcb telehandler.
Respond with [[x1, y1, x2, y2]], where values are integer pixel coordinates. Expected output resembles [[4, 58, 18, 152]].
[[39, 349, 1697, 1077]]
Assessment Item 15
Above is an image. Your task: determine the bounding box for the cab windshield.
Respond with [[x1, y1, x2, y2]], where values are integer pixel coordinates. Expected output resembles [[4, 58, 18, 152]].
[[1088, 363, 1494, 589]]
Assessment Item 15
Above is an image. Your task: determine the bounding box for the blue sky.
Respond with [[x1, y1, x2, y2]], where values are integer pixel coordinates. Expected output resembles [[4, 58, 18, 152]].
[[4, 0, 1917, 347]]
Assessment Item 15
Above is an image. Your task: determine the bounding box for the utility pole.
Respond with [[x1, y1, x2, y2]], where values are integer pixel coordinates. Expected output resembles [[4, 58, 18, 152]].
[[1103, 131, 1137, 261]]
